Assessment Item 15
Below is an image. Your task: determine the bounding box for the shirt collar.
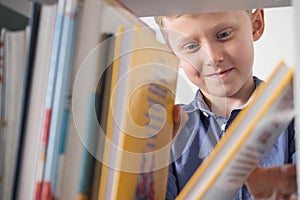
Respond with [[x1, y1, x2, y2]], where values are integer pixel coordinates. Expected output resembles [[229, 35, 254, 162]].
[[195, 76, 263, 115]]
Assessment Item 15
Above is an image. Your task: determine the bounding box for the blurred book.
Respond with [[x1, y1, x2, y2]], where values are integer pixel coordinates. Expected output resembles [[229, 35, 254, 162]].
[[0, 26, 29, 200], [98, 25, 179, 200], [16, 2, 57, 200]]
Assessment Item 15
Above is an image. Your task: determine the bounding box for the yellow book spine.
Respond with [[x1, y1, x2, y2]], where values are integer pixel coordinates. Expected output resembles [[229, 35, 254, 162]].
[[97, 25, 124, 200]]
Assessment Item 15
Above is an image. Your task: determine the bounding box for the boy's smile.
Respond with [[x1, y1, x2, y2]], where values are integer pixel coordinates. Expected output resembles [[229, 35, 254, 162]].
[[204, 67, 234, 79]]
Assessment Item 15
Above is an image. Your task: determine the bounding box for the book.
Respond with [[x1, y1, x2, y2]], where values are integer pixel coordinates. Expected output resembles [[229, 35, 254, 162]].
[[176, 61, 295, 200], [0, 26, 29, 200], [98, 25, 179, 200], [0, 28, 4, 199], [10, 2, 41, 200], [112, 0, 291, 17], [76, 32, 114, 200], [97, 25, 125, 200], [15, 3, 57, 200], [58, 0, 113, 199], [34, 0, 66, 198], [89, 32, 115, 200], [41, 0, 79, 198]]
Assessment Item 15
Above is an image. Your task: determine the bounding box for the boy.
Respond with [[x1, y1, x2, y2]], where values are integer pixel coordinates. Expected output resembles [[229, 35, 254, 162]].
[[155, 9, 297, 199]]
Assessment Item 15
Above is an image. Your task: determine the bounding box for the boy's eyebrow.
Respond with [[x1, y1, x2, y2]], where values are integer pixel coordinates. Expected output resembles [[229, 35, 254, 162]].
[[168, 34, 196, 46], [208, 21, 235, 32]]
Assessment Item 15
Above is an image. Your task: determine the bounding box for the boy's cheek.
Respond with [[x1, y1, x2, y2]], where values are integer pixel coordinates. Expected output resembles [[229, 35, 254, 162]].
[[179, 58, 204, 76]]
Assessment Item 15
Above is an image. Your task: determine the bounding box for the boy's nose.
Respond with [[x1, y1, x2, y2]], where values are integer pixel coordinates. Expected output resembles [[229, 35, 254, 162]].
[[201, 42, 223, 66]]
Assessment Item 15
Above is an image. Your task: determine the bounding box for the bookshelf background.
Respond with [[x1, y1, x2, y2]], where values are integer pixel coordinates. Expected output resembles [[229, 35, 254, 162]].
[[0, 1, 29, 31], [0, 0, 31, 17], [0, 0, 299, 199]]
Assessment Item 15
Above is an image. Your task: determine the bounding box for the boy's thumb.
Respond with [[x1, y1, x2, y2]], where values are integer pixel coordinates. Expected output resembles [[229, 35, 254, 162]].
[[172, 105, 188, 138]]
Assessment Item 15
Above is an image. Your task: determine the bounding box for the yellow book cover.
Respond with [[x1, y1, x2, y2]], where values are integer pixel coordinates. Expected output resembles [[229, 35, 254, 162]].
[[98, 25, 179, 200], [176, 61, 295, 200]]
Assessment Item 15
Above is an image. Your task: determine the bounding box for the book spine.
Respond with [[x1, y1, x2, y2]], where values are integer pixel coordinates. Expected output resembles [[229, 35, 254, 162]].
[[77, 93, 102, 199], [14, 3, 58, 200], [33, 0, 66, 199], [54, 95, 70, 198], [90, 33, 114, 200], [98, 25, 125, 200], [10, 2, 41, 200], [0, 28, 5, 200], [41, 0, 79, 198], [77, 31, 114, 200]]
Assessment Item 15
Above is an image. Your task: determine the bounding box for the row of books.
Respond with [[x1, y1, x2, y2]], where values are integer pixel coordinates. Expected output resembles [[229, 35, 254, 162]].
[[0, 0, 180, 199]]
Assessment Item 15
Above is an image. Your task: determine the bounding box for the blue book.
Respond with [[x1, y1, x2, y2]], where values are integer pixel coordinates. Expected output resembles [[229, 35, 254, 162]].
[[41, 0, 79, 199]]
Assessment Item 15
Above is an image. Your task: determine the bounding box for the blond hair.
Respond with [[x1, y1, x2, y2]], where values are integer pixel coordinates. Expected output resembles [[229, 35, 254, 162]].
[[154, 10, 252, 28], [154, 10, 253, 44]]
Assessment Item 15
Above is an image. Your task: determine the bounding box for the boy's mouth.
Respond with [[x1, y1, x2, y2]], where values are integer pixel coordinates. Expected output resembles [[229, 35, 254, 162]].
[[205, 68, 234, 78]]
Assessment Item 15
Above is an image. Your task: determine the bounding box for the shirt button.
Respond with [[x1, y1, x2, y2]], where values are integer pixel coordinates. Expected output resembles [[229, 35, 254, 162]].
[[203, 112, 209, 117], [221, 123, 226, 131]]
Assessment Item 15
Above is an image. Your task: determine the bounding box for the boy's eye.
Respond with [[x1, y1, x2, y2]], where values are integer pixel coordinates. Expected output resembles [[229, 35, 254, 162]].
[[217, 31, 231, 39], [183, 42, 199, 51]]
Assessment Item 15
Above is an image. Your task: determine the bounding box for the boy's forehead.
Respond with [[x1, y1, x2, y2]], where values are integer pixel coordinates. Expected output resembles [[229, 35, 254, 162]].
[[163, 13, 202, 22], [163, 10, 250, 24]]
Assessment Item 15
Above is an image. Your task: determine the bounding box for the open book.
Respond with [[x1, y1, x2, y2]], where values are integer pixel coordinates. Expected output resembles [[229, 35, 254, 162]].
[[176, 61, 295, 200]]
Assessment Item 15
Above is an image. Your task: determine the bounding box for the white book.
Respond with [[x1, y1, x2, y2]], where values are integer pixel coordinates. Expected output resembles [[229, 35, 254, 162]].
[[1, 27, 28, 200], [16, 3, 58, 200]]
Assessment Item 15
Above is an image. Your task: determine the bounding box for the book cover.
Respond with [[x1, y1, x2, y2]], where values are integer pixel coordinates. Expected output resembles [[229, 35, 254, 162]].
[[176, 61, 295, 200], [98, 25, 179, 200]]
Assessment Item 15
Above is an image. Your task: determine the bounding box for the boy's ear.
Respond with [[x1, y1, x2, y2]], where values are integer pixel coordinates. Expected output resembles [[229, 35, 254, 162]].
[[252, 9, 265, 41]]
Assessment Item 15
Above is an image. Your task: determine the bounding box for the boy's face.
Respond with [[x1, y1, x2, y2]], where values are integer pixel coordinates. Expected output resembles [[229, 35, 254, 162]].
[[163, 10, 264, 98]]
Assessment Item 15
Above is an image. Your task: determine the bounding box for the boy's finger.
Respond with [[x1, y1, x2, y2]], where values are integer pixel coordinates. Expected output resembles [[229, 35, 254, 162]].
[[172, 105, 188, 138]]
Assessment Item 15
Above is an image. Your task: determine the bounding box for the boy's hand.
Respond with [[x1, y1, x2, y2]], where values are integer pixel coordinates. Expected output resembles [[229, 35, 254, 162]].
[[246, 164, 297, 200], [172, 105, 188, 138]]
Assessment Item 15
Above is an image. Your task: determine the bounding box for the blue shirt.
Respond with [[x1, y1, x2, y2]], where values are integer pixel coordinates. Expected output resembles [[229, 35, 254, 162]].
[[166, 77, 296, 200]]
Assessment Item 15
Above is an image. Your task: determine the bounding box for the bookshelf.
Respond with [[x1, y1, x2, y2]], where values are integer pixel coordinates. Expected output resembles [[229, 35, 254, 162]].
[[0, 0, 30, 17], [0, 1, 29, 30], [0, 0, 298, 199]]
